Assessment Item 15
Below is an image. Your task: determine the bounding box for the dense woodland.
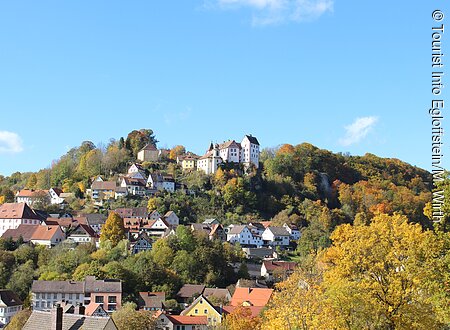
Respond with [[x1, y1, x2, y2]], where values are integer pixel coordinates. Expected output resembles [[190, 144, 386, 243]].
[[1, 129, 449, 329]]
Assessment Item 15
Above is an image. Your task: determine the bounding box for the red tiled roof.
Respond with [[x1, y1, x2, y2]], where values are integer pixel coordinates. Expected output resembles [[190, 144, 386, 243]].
[[262, 261, 297, 272], [2, 225, 39, 241], [0, 203, 41, 220], [166, 315, 208, 325], [16, 189, 49, 197], [31, 225, 62, 241], [91, 181, 116, 190], [230, 288, 273, 307], [222, 305, 263, 317]]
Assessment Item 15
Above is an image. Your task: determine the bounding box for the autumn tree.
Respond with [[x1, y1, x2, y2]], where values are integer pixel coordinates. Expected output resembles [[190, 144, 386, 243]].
[[5, 308, 31, 330], [112, 302, 156, 330], [319, 214, 448, 329], [223, 305, 262, 330], [100, 212, 126, 247], [169, 145, 186, 160]]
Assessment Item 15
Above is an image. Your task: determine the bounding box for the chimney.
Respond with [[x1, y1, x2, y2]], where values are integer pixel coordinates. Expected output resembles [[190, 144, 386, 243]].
[[51, 304, 63, 330], [74, 303, 85, 315]]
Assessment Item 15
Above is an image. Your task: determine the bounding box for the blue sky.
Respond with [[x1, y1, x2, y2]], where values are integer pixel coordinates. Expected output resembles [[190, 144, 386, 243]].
[[0, 0, 447, 176]]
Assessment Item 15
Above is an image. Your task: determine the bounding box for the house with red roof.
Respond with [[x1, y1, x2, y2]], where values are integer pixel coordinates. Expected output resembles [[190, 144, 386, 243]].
[[0, 203, 41, 236], [156, 311, 208, 330], [230, 287, 273, 307], [261, 260, 297, 282]]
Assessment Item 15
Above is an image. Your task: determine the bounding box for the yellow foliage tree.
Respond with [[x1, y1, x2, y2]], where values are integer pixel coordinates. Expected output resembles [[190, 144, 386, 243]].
[[223, 305, 262, 330], [100, 212, 126, 247], [0, 196, 5, 205], [263, 214, 449, 329], [319, 214, 448, 329]]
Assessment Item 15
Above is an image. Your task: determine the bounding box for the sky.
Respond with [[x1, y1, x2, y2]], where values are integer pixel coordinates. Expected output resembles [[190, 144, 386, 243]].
[[0, 0, 448, 176]]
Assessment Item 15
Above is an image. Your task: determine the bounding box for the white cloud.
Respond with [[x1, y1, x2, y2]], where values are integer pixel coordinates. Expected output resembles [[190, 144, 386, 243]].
[[0, 131, 23, 153], [339, 117, 378, 146], [164, 107, 192, 125], [214, 0, 333, 26]]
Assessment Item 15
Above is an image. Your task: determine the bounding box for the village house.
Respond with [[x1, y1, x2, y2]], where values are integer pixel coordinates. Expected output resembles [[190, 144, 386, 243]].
[[127, 163, 147, 180], [115, 207, 149, 220], [261, 226, 291, 247], [156, 312, 208, 330], [261, 260, 297, 282], [226, 225, 262, 247], [0, 290, 23, 328], [90, 181, 117, 200], [130, 232, 152, 254], [31, 276, 122, 313], [163, 211, 179, 226], [85, 302, 109, 317], [0, 202, 41, 236], [120, 177, 147, 196], [15, 188, 66, 206], [137, 292, 165, 311], [84, 213, 107, 234], [283, 223, 301, 240], [30, 225, 65, 247], [23, 304, 117, 330], [141, 218, 170, 237], [176, 284, 206, 305], [230, 287, 273, 307], [180, 295, 222, 327], [66, 224, 98, 245], [147, 173, 176, 192], [137, 144, 159, 162], [177, 153, 199, 171]]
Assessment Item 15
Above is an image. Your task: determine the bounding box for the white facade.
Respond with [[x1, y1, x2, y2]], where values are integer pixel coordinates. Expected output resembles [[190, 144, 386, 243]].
[[33, 292, 85, 310], [283, 223, 301, 240], [197, 145, 223, 175], [227, 226, 262, 246], [49, 188, 64, 205], [0, 293, 22, 328], [240, 135, 260, 169], [261, 227, 290, 247], [162, 179, 175, 193], [219, 141, 241, 163]]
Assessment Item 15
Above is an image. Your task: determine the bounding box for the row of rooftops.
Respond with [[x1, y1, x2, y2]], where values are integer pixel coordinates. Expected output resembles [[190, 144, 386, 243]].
[[32, 276, 121, 294]]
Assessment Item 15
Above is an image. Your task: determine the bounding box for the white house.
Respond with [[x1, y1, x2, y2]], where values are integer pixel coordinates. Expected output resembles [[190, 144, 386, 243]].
[[31, 225, 65, 247], [163, 211, 179, 226], [127, 163, 147, 180], [121, 177, 147, 196], [227, 225, 262, 246], [261, 261, 297, 281], [240, 135, 260, 169], [0, 290, 23, 328], [261, 227, 290, 247], [162, 176, 175, 193], [156, 312, 208, 330], [48, 188, 65, 205], [0, 203, 41, 237], [67, 224, 98, 244], [218, 140, 241, 163], [142, 218, 170, 237], [283, 223, 301, 240], [197, 144, 223, 175], [147, 173, 164, 190]]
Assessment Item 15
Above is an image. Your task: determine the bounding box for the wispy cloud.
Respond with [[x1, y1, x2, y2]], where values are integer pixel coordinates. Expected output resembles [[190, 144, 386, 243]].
[[339, 117, 378, 146], [212, 0, 333, 26], [0, 131, 23, 153], [164, 107, 192, 125]]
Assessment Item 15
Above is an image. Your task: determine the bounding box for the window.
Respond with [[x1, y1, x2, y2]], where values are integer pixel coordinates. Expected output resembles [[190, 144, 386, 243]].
[[108, 296, 117, 303], [95, 296, 104, 303], [204, 309, 208, 314], [69, 293, 73, 299], [194, 309, 198, 314], [36, 293, 40, 299], [76, 293, 80, 300], [62, 293, 65, 299], [53, 293, 57, 299]]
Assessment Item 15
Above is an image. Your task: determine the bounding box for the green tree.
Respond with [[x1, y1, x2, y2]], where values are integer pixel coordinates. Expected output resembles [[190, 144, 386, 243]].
[[112, 302, 156, 330]]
